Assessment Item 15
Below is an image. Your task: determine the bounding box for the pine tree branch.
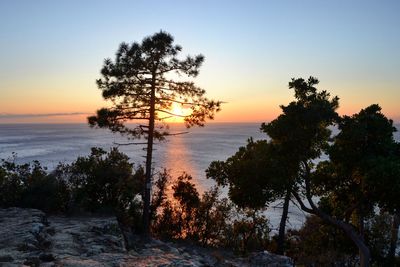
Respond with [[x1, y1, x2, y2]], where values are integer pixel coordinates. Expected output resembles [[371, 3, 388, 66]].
[[156, 66, 187, 75], [115, 116, 150, 120], [157, 115, 174, 120], [155, 109, 190, 118], [156, 97, 205, 106]]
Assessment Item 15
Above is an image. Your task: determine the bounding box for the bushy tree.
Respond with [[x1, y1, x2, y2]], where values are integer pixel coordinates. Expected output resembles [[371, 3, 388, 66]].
[[207, 77, 339, 255], [67, 148, 139, 209], [207, 139, 289, 210], [310, 104, 400, 266], [88, 31, 221, 235], [208, 77, 400, 265], [206, 139, 292, 254]]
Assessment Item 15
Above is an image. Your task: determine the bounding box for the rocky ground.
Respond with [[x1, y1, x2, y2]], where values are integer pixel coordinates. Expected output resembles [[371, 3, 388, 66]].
[[0, 208, 293, 267]]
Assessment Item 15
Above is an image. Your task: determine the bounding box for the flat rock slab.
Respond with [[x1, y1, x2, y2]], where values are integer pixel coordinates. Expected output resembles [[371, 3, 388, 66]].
[[0, 208, 125, 266], [0, 208, 293, 266], [0, 207, 50, 266]]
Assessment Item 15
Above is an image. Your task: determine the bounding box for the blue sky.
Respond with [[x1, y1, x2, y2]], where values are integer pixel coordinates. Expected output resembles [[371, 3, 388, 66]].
[[0, 0, 399, 122]]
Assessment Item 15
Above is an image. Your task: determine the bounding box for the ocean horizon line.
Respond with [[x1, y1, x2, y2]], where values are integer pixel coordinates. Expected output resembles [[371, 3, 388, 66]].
[[0, 121, 268, 125]]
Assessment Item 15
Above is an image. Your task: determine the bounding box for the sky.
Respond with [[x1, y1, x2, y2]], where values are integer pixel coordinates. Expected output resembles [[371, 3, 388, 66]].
[[0, 0, 399, 123]]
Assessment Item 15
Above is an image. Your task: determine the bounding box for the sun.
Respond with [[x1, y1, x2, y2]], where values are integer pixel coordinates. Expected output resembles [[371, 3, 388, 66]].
[[166, 102, 191, 123]]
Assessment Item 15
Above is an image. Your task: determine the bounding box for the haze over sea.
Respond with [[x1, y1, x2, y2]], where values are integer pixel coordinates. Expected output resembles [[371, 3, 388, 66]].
[[1, 122, 399, 231]]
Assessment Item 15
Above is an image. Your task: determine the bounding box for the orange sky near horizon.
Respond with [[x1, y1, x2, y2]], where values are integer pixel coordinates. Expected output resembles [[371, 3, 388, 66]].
[[1, 1, 399, 124], [1, 100, 399, 124], [1, 77, 399, 124]]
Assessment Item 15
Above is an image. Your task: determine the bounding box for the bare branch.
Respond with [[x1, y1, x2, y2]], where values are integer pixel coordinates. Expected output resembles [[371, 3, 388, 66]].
[[156, 97, 209, 107]]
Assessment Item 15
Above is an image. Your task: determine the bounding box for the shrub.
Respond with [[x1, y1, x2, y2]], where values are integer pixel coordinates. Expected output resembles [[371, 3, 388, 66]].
[[286, 215, 358, 266], [152, 172, 271, 254], [0, 159, 25, 207], [60, 147, 145, 231], [226, 209, 270, 254], [0, 159, 70, 213]]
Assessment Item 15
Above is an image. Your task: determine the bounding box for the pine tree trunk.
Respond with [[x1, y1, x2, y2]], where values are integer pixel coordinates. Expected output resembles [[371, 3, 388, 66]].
[[388, 210, 400, 266], [277, 190, 290, 255], [143, 74, 156, 237]]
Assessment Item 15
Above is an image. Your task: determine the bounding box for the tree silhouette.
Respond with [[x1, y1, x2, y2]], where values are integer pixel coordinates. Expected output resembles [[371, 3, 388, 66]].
[[207, 138, 293, 254], [207, 77, 339, 255], [261, 77, 339, 255], [310, 104, 400, 266], [88, 31, 221, 236]]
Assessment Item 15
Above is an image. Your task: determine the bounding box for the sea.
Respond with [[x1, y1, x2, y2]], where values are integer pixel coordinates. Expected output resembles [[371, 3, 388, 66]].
[[1, 122, 399, 232], [0, 123, 266, 191]]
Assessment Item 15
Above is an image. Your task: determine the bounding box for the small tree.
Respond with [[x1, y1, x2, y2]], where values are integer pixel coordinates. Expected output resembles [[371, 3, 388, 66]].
[[88, 31, 221, 236]]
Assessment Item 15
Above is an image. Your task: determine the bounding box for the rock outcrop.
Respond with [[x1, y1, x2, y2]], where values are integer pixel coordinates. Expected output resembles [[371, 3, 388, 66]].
[[0, 208, 52, 266], [0, 208, 293, 267]]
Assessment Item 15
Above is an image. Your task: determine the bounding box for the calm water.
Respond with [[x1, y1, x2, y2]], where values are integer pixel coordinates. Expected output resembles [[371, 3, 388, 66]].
[[1, 123, 399, 230], [0, 123, 264, 190]]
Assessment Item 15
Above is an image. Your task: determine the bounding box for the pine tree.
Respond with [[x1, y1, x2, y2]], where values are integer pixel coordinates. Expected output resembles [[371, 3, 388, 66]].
[[88, 31, 221, 236]]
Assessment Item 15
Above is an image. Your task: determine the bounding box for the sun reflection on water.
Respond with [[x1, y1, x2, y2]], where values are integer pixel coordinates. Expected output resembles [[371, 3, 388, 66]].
[[162, 128, 206, 197]]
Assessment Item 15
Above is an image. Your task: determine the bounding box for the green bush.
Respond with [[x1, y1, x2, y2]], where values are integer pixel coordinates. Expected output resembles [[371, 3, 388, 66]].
[[0, 159, 70, 213], [59, 147, 145, 232], [63, 148, 144, 212], [0, 159, 24, 207], [226, 210, 270, 254], [0, 148, 144, 221]]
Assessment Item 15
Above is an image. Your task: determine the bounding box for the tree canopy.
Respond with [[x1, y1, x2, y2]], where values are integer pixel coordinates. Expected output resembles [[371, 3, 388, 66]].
[[88, 31, 221, 236], [207, 77, 400, 266], [88, 31, 221, 138], [207, 77, 339, 254]]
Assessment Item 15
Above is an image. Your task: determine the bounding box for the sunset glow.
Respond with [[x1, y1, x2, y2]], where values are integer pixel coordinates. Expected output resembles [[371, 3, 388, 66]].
[[0, 1, 399, 123], [164, 102, 191, 123], [1, 2, 400, 262]]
